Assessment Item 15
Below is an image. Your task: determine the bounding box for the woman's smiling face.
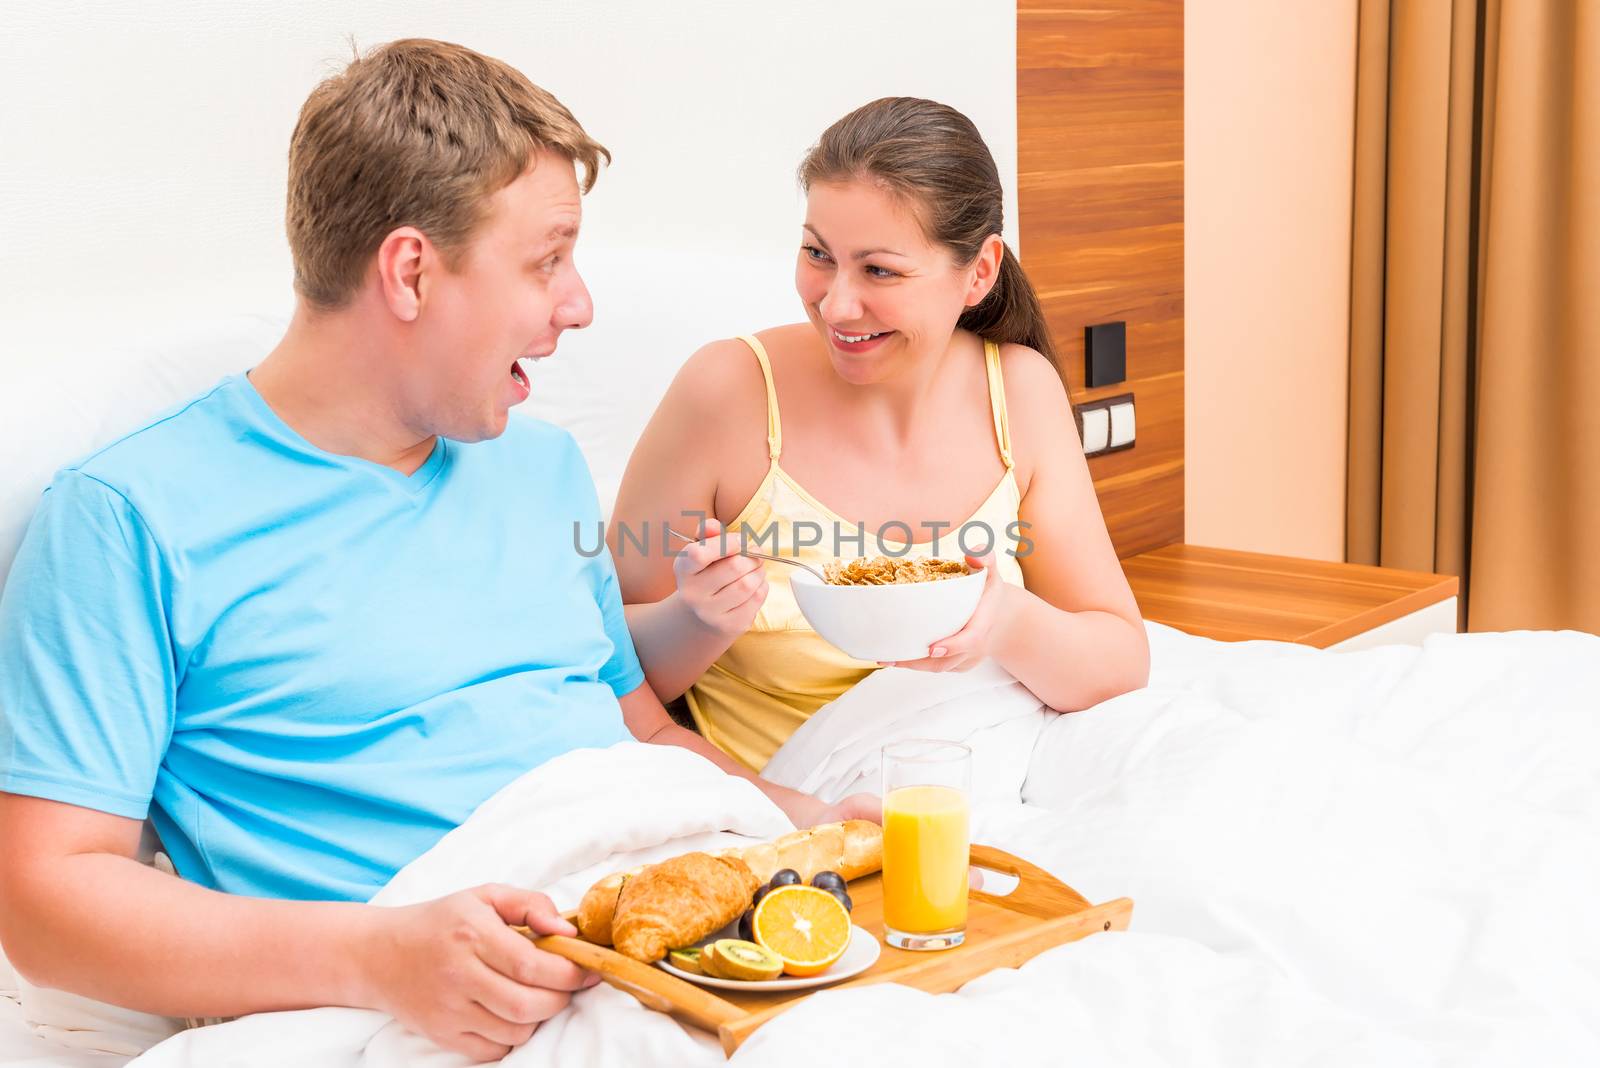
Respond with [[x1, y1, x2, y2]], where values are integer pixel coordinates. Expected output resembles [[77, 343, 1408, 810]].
[[795, 179, 976, 385]]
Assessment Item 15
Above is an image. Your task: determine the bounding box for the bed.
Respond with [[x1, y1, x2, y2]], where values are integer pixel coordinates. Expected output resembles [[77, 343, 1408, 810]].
[[2, 273, 1596, 1066]]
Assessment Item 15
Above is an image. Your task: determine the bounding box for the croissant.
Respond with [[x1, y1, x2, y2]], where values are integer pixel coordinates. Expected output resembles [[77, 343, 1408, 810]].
[[575, 820, 883, 948], [610, 852, 760, 963]]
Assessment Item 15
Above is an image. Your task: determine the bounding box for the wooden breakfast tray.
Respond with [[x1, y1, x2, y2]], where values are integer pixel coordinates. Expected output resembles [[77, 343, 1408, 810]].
[[520, 844, 1132, 1055]]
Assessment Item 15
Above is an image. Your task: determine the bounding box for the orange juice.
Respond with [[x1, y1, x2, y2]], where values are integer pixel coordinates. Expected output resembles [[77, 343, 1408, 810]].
[[882, 784, 970, 934]]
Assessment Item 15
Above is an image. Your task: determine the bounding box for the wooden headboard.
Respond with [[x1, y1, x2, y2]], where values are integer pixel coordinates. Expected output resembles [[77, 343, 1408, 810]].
[[1017, 0, 1184, 559]]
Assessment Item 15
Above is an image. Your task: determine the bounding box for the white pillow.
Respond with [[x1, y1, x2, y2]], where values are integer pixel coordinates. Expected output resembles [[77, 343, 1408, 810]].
[[0, 311, 288, 590], [11, 954, 186, 1058]]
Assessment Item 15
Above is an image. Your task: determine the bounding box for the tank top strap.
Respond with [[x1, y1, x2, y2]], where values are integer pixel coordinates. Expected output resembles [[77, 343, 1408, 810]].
[[983, 339, 1015, 471], [736, 334, 783, 461]]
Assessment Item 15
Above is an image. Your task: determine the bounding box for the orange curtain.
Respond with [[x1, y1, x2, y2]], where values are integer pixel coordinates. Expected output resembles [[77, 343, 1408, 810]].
[[1347, 0, 1600, 632]]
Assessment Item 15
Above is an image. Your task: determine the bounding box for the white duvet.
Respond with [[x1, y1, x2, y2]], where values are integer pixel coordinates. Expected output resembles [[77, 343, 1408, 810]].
[[8, 623, 1597, 1066]]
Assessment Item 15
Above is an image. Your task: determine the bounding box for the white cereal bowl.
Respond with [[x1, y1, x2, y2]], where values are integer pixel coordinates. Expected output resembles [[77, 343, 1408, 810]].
[[788, 566, 986, 663]]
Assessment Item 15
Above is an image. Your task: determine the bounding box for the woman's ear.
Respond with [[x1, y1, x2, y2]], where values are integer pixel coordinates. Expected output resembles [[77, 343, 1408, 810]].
[[375, 226, 430, 322], [963, 233, 1006, 308]]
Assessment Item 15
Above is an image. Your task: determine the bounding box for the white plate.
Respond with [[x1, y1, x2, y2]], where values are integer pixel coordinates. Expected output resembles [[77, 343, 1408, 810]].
[[655, 924, 880, 992]]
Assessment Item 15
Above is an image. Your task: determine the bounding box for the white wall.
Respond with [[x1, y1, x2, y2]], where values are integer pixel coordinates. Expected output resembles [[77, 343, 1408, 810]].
[[1184, 0, 1356, 561], [0, 1, 1016, 369]]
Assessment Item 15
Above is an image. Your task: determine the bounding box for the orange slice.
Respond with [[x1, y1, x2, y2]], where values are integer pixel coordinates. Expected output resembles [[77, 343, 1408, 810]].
[[751, 884, 852, 977]]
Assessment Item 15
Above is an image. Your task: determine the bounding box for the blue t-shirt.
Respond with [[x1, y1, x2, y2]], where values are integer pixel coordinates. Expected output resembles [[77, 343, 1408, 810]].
[[0, 374, 641, 902]]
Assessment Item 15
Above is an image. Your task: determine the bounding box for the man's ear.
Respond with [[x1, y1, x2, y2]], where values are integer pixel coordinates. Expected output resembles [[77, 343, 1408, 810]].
[[375, 226, 429, 322], [964, 233, 1006, 308]]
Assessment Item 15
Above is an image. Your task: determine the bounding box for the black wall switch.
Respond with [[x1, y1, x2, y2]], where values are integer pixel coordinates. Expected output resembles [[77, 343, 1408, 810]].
[[1085, 321, 1127, 388]]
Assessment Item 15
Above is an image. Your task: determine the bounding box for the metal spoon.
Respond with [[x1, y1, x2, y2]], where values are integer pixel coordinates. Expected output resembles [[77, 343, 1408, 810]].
[[666, 526, 829, 583]]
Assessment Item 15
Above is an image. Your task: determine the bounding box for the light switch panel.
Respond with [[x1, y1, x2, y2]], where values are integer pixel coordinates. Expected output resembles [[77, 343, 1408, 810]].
[[1108, 400, 1136, 448], [1080, 407, 1110, 453], [1073, 391, 1134, 458]]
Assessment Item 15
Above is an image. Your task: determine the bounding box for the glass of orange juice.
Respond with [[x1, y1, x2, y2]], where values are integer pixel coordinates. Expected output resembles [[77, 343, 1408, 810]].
[[881, 740, 971, 951]]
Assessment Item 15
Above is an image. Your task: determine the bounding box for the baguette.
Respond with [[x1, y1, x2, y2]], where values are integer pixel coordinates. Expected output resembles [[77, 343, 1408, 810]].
[[574, 819, 882, 946]]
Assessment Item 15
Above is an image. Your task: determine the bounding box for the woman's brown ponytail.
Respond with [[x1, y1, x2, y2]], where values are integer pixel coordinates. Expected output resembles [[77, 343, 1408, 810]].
[[957, 244, 1056, 365]]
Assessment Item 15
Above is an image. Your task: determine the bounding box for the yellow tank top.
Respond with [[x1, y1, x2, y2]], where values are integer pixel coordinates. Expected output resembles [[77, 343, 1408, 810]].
[[684, 334, 1026, 771]]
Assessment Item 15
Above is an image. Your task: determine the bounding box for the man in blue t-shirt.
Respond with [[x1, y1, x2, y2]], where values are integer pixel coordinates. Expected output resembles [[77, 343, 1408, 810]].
[[0, 40, 871, 1062]]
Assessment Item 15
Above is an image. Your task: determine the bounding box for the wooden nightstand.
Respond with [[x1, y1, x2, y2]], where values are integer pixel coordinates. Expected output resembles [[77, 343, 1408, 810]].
[[1121, 544, 1461, 651]]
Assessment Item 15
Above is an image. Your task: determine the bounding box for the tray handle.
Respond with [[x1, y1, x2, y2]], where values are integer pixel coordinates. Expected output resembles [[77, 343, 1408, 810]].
[[969, 843, 1093, 918], [512, 928, 744, 1033]]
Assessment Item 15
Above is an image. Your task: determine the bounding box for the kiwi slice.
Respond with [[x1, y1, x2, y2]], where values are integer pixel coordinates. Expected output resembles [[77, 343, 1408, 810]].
[[698, 940, 727, 978], [667, 947, 704, 975], [706, 939, 782, 982]]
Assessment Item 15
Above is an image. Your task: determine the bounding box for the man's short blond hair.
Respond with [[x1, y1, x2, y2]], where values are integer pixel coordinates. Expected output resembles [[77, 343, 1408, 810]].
[[286, 38, 609, 309]]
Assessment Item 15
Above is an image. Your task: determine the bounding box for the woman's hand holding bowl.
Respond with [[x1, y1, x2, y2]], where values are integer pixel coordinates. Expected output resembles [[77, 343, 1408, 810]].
[[880, 550, 1014, 672]]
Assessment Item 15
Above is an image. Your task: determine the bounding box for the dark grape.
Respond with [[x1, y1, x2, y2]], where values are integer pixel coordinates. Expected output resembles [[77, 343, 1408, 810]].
[[810, 870, 846, 892], [738, 908, 754, 942], [753, 883, 771, 908], [822, 885, 853, 913], [769, 868, 801, 888]]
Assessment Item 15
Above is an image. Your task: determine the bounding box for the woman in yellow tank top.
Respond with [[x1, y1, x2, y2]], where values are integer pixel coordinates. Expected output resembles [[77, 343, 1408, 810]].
[[612, 99, 1149, 772]]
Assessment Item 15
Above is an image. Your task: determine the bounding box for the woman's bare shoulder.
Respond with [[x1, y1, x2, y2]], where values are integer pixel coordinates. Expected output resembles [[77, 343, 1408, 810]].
[[652, 336, 763, 436], [670, 336, 759, 394], [648, 329, 803, 464], [750, 322, 821, 370], [616, 336, 773, 523], [998, 343, 1071, 419], [668, 325, 803, 391], [996, 342, 1076, 487]]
